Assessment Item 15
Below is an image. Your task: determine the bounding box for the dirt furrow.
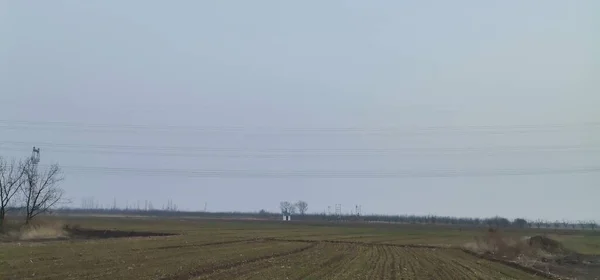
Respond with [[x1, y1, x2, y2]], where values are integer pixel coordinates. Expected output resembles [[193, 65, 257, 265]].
[[164, 242, 546, 280], [381, 245, 395, 279], [369, 245, 385, 279], [389, 245, 400, 280], [201, 243, 363, 280], [419, 249, 481, 280], [154, 238, 264, 250], [460, 248, 560, 279], [412, 248, 439, 279], [301, 244, 362, 279], [417, 248, 544, 280], [196, 243, 328, 280], [398, 247, 418, 279], [320, 244, 371, 280], [267, 237, 444, 248], [160, 242, 318, 280]]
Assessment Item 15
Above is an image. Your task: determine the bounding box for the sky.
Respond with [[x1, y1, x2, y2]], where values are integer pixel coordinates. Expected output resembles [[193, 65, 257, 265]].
[[1, 1, 599, 221]]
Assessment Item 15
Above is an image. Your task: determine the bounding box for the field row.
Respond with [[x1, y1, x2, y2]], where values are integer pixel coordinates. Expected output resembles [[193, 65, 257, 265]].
[[1, 238, 542, 280], [6, 217, 594, 279], [44, 216, 600, 253], [196, 243, 542, 280], [0, 239, 308, 280]]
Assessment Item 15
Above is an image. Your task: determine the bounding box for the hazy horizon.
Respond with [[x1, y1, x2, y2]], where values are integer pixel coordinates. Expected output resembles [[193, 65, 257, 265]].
[[2, 1, 598, 221]]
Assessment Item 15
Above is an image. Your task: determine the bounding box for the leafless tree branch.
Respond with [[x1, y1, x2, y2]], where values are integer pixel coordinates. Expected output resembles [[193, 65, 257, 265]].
[[22, 163, 65, 224], [0, 157, 27, 226], [279, 201, 296, 216], [296, 201, 308, 215]]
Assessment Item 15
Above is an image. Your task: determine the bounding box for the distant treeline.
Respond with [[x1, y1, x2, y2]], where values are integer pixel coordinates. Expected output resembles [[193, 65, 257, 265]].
[[15, 207, 596, 231]]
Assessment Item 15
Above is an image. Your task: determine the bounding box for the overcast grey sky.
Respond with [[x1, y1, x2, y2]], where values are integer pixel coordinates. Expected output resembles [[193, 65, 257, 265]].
[[1, 1, 598, 221]]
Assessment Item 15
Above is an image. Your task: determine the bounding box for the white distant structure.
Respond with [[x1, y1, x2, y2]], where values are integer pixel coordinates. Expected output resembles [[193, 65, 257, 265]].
[[282, 213, 291, 221]]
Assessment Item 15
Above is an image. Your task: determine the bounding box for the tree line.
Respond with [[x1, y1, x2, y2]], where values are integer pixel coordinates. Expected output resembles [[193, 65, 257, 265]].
[[52, 201, 598, 231], [275, 201, 597, 230], [4, 162, 594, 233], [279, 200, 308, 215], [0, 154, 66, 226]]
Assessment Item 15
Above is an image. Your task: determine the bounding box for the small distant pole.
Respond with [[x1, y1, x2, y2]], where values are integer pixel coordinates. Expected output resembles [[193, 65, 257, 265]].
[[204, 202, 207, 212], [355, 205, 362, 216], [31, 146, 40, 165]]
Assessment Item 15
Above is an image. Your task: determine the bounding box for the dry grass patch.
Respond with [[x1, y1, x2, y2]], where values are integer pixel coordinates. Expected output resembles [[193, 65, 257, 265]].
[[463, 228, 600, 279], [1, 219, 68, 241]]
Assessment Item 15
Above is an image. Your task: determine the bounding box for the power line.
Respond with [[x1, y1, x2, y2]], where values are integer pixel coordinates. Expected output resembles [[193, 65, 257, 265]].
[[0, 120, 598, 135], [2, 141, 598, 153], [1, 147, 598, 159], [2, 142, 599, 158], [42, 165, 600, 178]]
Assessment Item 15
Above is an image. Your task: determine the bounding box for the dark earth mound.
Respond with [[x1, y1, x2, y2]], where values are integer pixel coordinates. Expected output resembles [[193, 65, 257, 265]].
[[528, 235, 566, 254], [64, 226, 176, 239], [524, 236, 600, 280]]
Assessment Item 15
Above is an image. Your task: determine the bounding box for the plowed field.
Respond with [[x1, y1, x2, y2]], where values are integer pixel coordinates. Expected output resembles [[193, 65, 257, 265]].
[[3, 216, 596, 279], [196, 243, 541, 280]]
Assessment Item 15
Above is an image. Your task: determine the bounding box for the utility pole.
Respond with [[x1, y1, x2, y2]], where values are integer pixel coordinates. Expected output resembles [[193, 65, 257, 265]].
[[31, 147, 40, 165]]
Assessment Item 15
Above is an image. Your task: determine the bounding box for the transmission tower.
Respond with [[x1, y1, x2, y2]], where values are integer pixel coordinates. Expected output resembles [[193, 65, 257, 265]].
[[335, 204, 342, 217], [31, 146, 40, 165]]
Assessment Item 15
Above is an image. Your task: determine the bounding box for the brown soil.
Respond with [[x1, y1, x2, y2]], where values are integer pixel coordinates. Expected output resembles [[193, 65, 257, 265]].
[[528, 235, 566, 254], [468, 232, 600, 280], [160, 242, 319, 280], [64, 227, 176, 239]]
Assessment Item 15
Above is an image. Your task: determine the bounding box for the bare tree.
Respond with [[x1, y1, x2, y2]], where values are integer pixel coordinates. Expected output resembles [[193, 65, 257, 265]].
[[0, 157, 24, 226], [562, 219, 569, 229], [279, 201, 293, 215], [526, 219, 535, 228], [0, 157, 27, 226], [22, 163, 65, 224], [512, 218, 527, 229], [534, 219, 543, 229], [296, 200, 308, 215], [553, 220, 561, 230]]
